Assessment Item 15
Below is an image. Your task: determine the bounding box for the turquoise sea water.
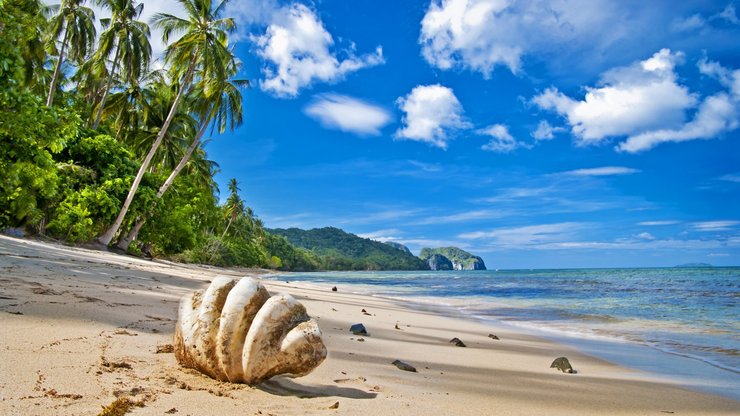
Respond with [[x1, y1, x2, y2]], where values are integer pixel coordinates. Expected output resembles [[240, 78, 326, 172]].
[[269, 267, 739, 398]]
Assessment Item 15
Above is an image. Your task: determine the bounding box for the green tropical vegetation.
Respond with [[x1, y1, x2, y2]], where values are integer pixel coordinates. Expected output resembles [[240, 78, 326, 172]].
[[269, 227, 430, 271], [0, 0, 314, 270]]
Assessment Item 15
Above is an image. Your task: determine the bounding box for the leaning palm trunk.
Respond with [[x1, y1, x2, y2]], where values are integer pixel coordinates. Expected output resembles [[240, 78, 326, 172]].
[[116, 120, 208, 250], [46, 28, 69, 107], [98, 54, 198, 246], [92, 44, 121, 129]]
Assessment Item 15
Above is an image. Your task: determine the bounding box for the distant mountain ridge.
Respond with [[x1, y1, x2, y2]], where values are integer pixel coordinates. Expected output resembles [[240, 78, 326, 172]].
[[674, 262, 713, 268], [268, 227, 428, 271], [419, 247, 487, 270]]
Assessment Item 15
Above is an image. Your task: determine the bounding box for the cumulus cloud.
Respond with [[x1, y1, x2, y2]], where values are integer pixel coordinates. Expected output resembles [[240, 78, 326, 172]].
[[304, 94, 391, 135], [533, 49, 740, 152], [617, 56, 740, 152], [533, 49, 696, 144], [419, 0, 620, 76], [562, 166, 641, 176], [395, 84, 471, 149], [477, 124, 528, 153], [253, 4, 384, 97], [531, 120, 564, 141]]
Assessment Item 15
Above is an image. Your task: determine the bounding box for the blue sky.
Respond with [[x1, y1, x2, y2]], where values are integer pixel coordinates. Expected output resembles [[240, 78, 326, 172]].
[[144, 0, 739, 268]]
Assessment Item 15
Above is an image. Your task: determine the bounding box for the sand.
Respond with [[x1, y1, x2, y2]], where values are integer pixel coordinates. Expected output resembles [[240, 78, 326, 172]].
[[0, 235, 737, 415]]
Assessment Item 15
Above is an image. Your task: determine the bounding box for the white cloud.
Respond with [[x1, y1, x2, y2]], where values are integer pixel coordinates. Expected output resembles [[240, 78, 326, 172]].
[[692, 221, 739, 231], [478, 124, 528, 152], [562, 166, 641, 177], [534, 49, 740, 152], [356, 229, 404, 242], [636, 232, 656, 240], [539, 238, 739, 251], [304, 94, 391, 135], [533, 49, 697, 145], [395, 84, 471, 148], [718, 4, 740, 24], [419, 0, 621, 76], [671, 14, 706, 32], [224, 0, 280, 26], [718, 173, 740, 183], [531, 120, 564, 141], [458, 222, 585, 246], [618, 92, 738, 152], [414, 209, 509, 225], [407, 160, 443, 173], [420, 0, 521, 75], [638, 220, 681, 226], [253, 4, 384, 97]]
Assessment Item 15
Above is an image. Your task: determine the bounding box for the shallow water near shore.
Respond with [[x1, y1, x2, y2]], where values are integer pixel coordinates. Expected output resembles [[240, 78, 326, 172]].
[[270, 267, 740, 399]]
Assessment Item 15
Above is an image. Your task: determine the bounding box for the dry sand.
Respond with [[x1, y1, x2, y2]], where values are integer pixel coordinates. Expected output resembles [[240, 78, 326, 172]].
[[0, 235, 737, 415]]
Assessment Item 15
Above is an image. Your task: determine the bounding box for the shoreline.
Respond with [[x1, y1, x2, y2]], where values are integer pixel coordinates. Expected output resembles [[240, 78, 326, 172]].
[[267, 270, 740, 401], [1, 235, 738, 415], [281, 276, 740, 401]]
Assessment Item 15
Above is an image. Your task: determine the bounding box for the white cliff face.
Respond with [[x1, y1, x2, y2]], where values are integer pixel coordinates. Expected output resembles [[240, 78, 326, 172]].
[[174, 276, 327, 384]]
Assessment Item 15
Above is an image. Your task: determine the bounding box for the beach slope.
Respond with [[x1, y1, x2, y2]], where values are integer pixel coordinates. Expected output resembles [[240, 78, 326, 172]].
[[0, 235, 737, 415]]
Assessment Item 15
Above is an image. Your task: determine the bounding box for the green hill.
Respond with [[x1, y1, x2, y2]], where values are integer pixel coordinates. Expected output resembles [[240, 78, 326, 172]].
[[268, 227, 428, 271]]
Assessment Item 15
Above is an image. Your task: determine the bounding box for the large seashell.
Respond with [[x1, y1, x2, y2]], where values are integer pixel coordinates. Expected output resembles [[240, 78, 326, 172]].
[[174, 276, 327, 384]]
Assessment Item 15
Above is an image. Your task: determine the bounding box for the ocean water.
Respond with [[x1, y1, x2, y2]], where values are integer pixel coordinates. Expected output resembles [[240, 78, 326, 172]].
[[268, 267, 740, 397]]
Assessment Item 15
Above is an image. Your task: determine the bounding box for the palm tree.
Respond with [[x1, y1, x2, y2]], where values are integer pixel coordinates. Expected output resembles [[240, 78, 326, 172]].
[[45, 0, 96, 107], [73, 55, 109, 107], [104, 68, 163, 141], [125, 78, 196, 170], [12, 0, 49, 89], [91, 0, 151, 129], [221, 178, 243, 238], [116, 66, 246, 250], [98, 0, 235, 246]]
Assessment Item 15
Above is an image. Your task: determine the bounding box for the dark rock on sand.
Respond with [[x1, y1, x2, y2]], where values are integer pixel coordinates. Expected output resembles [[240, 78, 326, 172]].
[[488, 334, 500, 340], [550, 357, 575, 373], [449, 337, 466, 347], [331, 286, 337, 292], [392, 359, 417, 372], [350, 323, 368, 336]]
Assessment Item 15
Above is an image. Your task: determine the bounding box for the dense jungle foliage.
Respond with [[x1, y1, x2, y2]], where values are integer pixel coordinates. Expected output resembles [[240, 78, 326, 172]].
[[269, 227, 430, 271], [0, 0, 321, 269]]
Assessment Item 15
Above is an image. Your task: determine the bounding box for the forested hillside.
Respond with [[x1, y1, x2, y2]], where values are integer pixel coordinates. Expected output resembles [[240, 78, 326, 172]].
[[270, 227, 429, 271], [0, 0, 313, 270]]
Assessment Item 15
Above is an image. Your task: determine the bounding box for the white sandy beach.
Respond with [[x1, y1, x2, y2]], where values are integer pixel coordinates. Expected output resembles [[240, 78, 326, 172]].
[[0, 235, 738, 415]]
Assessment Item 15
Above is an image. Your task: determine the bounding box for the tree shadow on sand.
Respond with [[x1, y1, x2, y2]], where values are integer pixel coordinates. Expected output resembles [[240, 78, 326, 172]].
[[257, 378, 377, 399]]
